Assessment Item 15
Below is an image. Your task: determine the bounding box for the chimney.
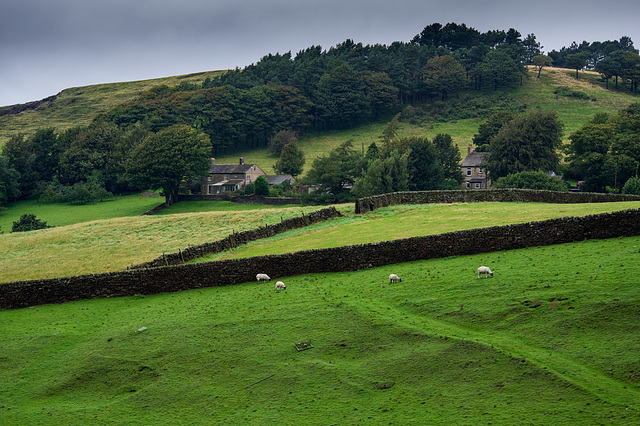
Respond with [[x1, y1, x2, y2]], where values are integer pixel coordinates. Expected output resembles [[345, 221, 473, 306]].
[[468, 144, 473, 156], [239, 156, 245, 165]]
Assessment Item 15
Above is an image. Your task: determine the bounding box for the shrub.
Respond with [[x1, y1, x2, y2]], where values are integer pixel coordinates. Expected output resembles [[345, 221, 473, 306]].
[[254, 175, 269, 196], [622, 176, 640, 195], [494, 171, 568, 191], [12, 213, 51, 233]]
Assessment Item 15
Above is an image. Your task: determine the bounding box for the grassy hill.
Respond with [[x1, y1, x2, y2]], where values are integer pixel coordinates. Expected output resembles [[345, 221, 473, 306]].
[[1, 203, 639, 423], [1, 67, 638, 177], [0, 70, 225, 146]]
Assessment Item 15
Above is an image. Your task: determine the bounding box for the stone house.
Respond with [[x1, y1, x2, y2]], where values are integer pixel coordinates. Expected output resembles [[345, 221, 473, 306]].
[[201, 156, 295, 194], [461, 144, 491, 190]]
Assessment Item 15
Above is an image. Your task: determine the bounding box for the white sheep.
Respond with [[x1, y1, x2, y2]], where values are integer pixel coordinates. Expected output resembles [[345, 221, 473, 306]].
[[275, 281, 286, 290], [389, 274, 402, 283], [477, 266, 493, 278], [256, 273, 271, 282]]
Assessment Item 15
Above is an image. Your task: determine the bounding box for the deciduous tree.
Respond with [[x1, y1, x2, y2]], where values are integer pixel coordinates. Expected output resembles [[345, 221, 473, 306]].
[[126, 125, 210, 206], [485, 110, 564, 180]]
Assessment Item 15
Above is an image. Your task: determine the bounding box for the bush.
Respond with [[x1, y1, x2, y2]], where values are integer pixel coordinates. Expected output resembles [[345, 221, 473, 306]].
[[254, 175, 269, 196], [493, 171, 568, 191], [622, 176, 640, 195], [12, 213, 51, 233]]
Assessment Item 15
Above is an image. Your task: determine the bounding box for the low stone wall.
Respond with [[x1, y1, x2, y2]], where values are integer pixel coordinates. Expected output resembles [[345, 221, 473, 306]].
[[3, 207, 640, 310], [130, 206, 342, 269], [355, 189, 640, 214]]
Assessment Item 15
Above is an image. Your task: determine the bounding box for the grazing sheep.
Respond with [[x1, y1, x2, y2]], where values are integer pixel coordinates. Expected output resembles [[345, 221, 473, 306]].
[[389, 274, 402, 283], [256, 273, 271, 282], [478, 266, 493, 278], [275, 281, 286, 290]]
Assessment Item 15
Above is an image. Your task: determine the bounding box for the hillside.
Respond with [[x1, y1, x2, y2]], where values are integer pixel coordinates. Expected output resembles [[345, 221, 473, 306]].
[[1, 207, 639, 423], [2, 66, 636, 178], [0, 70, 225, 146]]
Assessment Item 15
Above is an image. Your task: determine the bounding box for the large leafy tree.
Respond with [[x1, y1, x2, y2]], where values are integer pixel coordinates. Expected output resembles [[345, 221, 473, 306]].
[[566, 104, 640, 192], [472, 50, 521, 91], [485, 110, 564, 180], [274, 142, 305, 178], [2, 134, 37, 198], [472, 110, 518, 152], [422, 55, 467, 101], [351, 149, 410, 197], [433, 133, 463, 184], [564, 53, 589, 79], [0, 156, 21, 206], [126, 125, 210, 206], [304, 140, 366, 195], [564, 113, 615, 192]]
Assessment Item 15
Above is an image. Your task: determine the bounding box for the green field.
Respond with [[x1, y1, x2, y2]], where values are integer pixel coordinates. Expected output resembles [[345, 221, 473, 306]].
[[2, 232, 639, 424], [3, 199, 640, 284]]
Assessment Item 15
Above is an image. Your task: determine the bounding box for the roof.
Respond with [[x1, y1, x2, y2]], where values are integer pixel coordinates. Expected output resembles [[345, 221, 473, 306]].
[[461, 151, 488, 167], [265, 175, 294, 185], [208, 179, 245, 187], [208, 163, 263, 174]]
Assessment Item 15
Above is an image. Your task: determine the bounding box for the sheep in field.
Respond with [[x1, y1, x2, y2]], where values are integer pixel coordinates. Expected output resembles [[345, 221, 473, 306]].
[[478, 266, 493, 278], [389, 274, 402, 283], [256, 273, 271, 282], [275, 281, 286, 290]]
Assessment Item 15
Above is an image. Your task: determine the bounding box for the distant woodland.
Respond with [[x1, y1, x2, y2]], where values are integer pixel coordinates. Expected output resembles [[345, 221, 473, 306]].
[[1, 22, 639, 205]]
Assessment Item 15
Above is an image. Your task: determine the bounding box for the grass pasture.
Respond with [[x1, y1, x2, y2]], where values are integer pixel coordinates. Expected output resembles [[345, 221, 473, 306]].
[[1, 236, 639, 424], [3, 201, 640, 284]]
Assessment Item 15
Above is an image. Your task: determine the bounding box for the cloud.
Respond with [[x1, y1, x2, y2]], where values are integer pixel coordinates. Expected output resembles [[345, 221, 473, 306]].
[[1, 0, 639, 105]]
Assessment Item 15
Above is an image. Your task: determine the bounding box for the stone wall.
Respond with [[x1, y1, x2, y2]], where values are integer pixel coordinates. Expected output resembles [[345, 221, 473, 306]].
[[131, 206, 342, 269], [355, 189, 640, 214], [3, 207, 640, 310]]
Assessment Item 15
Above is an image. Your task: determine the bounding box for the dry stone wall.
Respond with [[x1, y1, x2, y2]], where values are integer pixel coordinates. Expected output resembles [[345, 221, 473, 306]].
[[355, 189, 640, 213], [131, 206, 343, 269], [3, 207, 640, 310]]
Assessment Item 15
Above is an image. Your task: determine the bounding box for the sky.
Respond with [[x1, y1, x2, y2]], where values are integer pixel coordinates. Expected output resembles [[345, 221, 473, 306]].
[[2, 0, 639, 106]]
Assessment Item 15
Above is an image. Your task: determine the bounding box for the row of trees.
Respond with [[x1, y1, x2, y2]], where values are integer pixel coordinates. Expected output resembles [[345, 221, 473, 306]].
[[472, 103, 640, 194], [0, 122, 214, 207], [96, 23, 544, 157], [548, 37, 640, 92], [303, 116, 462, 201]]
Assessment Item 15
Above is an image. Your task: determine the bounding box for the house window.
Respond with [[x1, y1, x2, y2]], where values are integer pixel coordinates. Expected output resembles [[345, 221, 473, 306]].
[[466, 168, 472, 176], [475, 183, 481, 189], [478, 168, 483, 174], [466, 182, 470, 189]]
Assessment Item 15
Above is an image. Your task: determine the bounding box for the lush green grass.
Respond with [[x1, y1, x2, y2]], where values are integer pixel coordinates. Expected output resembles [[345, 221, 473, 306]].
[[0, 203, 333, 283], [154, 200, 303, 215], [3, 200, 640, 285], [2, 235, 639, 424], [0, 193, 165, 234], [195, 201, 640, 261]]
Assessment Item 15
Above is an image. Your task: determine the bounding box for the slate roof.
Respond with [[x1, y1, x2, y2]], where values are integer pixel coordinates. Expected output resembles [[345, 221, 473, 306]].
[[266, 175, 294, 185], [208, 163, 265, 174], [461, 151, 488, 167]]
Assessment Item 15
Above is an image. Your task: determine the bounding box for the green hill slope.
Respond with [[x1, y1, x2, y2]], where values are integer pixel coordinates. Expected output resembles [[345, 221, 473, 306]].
[[1, 67, 638, 176], [1, 235, 639, 423], [0, 70, 225, 146]]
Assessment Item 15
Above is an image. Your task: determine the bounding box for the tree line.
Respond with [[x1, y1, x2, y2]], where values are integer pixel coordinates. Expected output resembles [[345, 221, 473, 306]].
[[471, 103, 640, 194], [1, 22, 638, 207]]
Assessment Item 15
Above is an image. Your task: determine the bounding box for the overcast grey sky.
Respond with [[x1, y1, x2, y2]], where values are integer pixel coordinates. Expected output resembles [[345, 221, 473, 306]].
[[1, 0, 639, 106]]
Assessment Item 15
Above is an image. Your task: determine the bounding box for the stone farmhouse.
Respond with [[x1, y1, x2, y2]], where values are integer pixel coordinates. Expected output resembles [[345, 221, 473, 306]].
[[461, 144, 491, 190], [202, 156, 294, 195]]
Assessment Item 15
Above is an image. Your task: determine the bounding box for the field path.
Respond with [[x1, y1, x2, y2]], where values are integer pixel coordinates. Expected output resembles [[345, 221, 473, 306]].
[[345, 297, 640, 409]]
